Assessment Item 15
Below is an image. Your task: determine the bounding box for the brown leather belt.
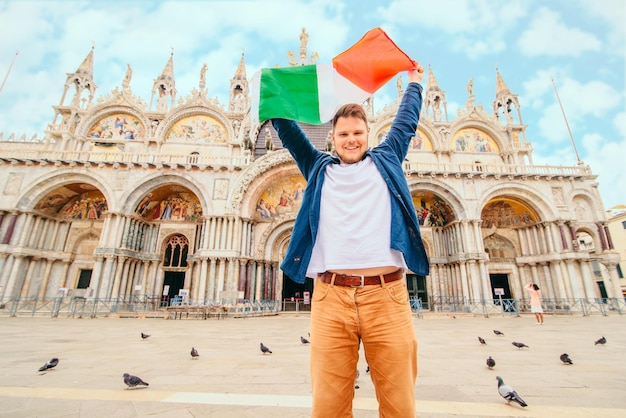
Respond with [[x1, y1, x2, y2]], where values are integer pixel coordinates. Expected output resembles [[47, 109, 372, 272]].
[[318, 270, 403, 288]]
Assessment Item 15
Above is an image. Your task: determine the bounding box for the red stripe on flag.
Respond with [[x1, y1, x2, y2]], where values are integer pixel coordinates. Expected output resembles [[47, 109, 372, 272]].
[[332, 27, 416, 94]]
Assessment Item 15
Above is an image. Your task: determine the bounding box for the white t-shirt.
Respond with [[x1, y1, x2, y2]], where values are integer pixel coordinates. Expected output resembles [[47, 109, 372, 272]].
[[306, 156, 406, 278]]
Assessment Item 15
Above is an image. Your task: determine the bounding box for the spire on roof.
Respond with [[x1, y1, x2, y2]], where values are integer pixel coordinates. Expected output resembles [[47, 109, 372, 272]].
[[75, 44, 94, 78], [233, 50, 247, 81], [493, 67, 521, 125], [427, 65, 441, 90], [60, 44, 97, 108], [422, 65, 447, 122], [150, 49, 177, 112], [495, 67, 511, 96], [229, 50, 249, 113]]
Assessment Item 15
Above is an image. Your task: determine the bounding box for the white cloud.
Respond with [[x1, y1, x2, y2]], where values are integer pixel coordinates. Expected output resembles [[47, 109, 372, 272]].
[[577, 0, 626, 48], [517, 7, 601, 57], [529, 74, 621, 143], [374, 0, 527, 59], [580, 132, 626, 208], [0, 0, 354, 135], [615, 111, 626, 137]]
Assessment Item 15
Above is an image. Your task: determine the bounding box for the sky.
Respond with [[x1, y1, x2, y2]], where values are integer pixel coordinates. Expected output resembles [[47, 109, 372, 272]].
[[0, 0, 624, 210]]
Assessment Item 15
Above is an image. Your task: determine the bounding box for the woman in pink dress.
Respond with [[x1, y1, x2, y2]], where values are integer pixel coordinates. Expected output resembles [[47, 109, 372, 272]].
[[525, 283, 544, 324]]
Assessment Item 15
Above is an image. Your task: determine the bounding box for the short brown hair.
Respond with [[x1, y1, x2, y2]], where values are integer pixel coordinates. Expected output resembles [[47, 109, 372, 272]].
[[332, 104, 368, 130]]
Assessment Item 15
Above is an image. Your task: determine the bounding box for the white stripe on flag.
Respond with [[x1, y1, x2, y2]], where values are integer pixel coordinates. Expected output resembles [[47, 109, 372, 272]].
[[317, 64, 371, 123]]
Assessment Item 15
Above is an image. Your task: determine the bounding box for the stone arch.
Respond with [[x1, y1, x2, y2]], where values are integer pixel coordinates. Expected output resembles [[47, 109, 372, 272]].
[[480, 195, 541, 229], [370, 118, 436, 151], [229, 149, 295, 213], [77, 106, 148, 140], [483, 232, 517, 261], [573, 227, 597, 253], [479, 183, 556, 222], [408, 178, 468, 224], [17, 171, 113, 217], [157, 106, 235, 144], [119, 172, 210, 217], [160, 233, 190, 267], [571, 193, 598, 222], [257, 219, 295, 261], [447, 118, 507, 154], [69, 231, 100, 255]]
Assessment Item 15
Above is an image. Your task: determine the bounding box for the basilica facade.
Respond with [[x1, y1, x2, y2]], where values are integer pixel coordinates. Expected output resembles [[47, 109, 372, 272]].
[[0, 30, 621, 310]]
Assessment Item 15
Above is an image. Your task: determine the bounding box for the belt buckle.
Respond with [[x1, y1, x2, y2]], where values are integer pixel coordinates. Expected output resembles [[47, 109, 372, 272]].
[[350, 274, 365, 288]]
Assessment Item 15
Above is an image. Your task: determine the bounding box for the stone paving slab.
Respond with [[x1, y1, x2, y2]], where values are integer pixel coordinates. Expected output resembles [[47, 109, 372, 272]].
[[0, 313, 624, 417]]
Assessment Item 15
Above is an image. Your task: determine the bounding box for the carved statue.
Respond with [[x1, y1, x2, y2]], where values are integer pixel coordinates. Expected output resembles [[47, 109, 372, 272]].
[[123, 63, 132, 89], [199, 63, 207, 90], [287, 51, 296, 66], [300, 27, 309, 49], [467, 78, 474, 97], [264, 127, 274, 151]]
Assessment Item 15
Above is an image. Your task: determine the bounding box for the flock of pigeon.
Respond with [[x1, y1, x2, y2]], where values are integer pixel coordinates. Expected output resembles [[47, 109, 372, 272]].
[[36, 331, 310, 389], [478, 328, 608, 408], [34, 326, 609, 406]]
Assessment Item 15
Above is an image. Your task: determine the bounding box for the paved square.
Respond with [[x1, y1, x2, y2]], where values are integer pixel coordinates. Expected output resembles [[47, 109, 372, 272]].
[[0, 313, 625, 417]]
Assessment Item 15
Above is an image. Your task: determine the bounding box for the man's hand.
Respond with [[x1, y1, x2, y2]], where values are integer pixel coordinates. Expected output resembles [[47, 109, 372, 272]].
[[409, 63, 425, 84]]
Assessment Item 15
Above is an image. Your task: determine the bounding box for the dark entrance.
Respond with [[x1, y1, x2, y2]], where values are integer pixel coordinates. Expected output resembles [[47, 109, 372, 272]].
[[282, 274, 314, 312], [489, 273, 513, 311], [597, 281, 608, 301], [162, 271, 185, 305], [406, 274, 428, 309], [489, 274, 511, 299], [77, 269, 92, 289], [282, 274, 314, 299]]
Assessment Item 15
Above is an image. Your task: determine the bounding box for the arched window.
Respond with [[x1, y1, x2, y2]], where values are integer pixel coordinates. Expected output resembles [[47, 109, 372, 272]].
[[187, 152, 200, 164], [163, 235, 189, 267]]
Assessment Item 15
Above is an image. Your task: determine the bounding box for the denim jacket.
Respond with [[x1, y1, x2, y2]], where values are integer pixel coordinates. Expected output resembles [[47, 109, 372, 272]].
[[271, 82, 429, 284]]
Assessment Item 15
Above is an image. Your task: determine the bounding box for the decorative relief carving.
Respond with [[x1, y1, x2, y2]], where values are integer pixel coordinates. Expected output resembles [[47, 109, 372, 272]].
[[4, 172, 23, 195], [94, 88, 147, 111], [228, 150, 294, 211], [115, 170, 129, 190], [214, 178, 229, 200], [255, 215, 296, 259]]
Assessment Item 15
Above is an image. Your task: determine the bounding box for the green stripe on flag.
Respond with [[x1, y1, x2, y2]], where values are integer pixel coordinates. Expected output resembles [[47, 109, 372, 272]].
[[258, 65, 322, 124]]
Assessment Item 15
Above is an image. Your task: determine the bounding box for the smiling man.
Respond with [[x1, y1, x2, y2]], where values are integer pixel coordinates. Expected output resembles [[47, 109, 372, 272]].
[[271, 64, 429, 417]]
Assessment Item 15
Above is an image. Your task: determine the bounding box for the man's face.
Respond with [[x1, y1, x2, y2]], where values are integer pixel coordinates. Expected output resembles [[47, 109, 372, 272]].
[[332, 116, 369, 164]]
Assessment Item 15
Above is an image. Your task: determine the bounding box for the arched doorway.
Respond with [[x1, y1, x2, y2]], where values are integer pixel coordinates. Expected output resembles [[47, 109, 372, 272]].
[[161, 234, 189, 305]]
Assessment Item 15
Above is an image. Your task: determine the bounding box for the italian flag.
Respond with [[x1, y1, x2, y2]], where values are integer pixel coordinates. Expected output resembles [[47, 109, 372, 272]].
[[250, 27, 416, 125]]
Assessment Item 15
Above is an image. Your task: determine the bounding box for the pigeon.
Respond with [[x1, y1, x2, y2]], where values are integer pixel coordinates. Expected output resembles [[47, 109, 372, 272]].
[[300, 336, 310, 345], [496, 376, 527, 407], [38, 358, 59, 372], [594, 336, 606, 345], [486, 356, 496, 369], [493, 330, 504, 336], [190, 347, 199, 359], [141, 332, 150, 340], [560, 353, 573, 365], [478, 336, 486, 345], [512, 341, 529, 349], [123, 373, 149, 389], [365, 365, 370, 373], [260, 342, 272, 354]]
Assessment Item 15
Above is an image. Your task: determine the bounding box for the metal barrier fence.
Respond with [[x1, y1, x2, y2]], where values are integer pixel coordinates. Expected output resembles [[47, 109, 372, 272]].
[[410, 296, 423, 318], [282, 298, 312, 312], [1, 295, 624, 318], [428, 296, 626, 317], [0, 296, 281, 318]]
